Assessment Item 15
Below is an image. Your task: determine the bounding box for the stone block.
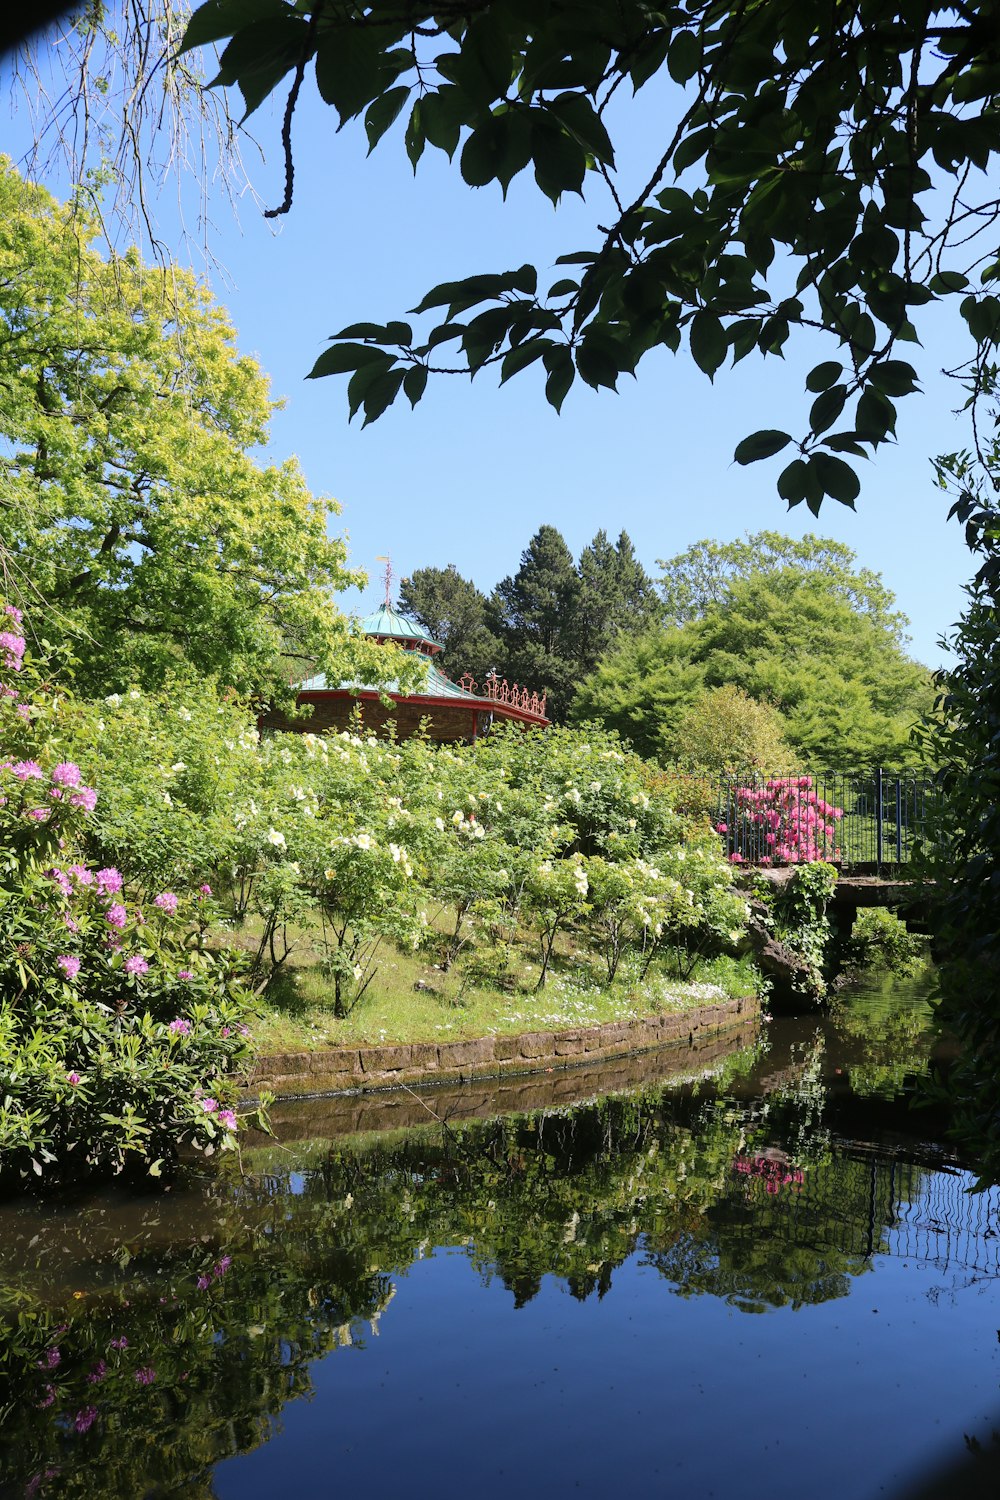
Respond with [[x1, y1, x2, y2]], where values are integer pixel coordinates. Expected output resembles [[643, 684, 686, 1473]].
[[439, 1036, 495, 1069], [360, 1044, 412, 1074], [517, 1030, 555, 1060]]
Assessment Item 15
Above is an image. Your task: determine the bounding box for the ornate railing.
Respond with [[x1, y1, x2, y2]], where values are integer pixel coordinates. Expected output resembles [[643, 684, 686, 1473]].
[[459, 671, 547, 719]]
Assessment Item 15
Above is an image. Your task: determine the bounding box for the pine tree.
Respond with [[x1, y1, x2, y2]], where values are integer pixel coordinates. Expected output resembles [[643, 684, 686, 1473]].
[[489, 526, 579, 719], [574, 530, 660, 674], [397, 565, 501, 683]]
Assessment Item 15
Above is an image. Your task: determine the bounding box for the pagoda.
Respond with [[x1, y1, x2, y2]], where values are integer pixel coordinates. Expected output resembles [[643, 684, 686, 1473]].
[[264, 567, 548, 744]]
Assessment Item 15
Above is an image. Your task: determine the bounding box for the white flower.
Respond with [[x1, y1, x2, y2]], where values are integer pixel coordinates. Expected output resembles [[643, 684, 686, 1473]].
[[451, 810, 464, 825], [473, 825, 485, 840], [352, 964, 363, 981], [589, 781, 602, 792], [96, 719, 105, 732], [105, 693, 122, 707], [177, 707, 192, 721], [171, 762, 186, 773], [266, 829, 286, 849], [389, 843, 403, 863], [162, 791, 172, 806], [435, 816, 445, 832], [128, 689, 142, 700], [353, 832, 373, 850]]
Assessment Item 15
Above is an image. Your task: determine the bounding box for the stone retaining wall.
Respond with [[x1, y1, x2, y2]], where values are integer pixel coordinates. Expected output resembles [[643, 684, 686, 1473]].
[[246, 993, 759, 1101]]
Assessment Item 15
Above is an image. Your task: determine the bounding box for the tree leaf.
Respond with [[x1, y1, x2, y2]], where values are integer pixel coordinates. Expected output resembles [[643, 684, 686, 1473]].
[[543, 347, 574, 412], [181, 0, 284, 53], [403, 365, 428, 407], [690, 311, 727, 378], [364, 86, 410, 153], [315, 23, 384, 123], [813, 452, 861, 507], [500, 339, 549, 383], [307, 343, 393, 380], [809, 384, 847, 434], [361, 368, 406, 426], [734, 430, 792, 465], [547, 93, 615, 166], [805, 360, 843, 393], [667, 30, 701, 85]]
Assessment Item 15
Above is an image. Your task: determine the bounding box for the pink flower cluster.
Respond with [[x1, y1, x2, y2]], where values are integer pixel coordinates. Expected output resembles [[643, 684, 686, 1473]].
[[730, 776, 843, 865], [197, 1093, 237, 1130], [733, 1152, 806, 1194], [4, 758, 97, 820]]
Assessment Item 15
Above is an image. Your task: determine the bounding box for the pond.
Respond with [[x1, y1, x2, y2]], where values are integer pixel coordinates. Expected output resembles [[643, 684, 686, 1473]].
[[3, 968, 1000, 1500]]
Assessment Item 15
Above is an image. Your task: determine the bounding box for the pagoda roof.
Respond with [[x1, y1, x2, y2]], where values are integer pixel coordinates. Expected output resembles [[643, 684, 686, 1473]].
[[301, 661, 484, 703], [358, 605, 440, 650]]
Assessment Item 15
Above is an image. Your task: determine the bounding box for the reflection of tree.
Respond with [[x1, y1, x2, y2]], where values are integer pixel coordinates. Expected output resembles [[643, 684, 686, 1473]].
[[0, 1067, 930, 1497]]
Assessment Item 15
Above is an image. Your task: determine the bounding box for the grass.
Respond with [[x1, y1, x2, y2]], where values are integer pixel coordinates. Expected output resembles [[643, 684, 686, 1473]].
[[229, 919, 762, 1055]]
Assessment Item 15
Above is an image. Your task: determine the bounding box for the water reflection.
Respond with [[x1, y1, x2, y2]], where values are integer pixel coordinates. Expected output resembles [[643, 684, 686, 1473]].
[[2, 970, 999, 1500]]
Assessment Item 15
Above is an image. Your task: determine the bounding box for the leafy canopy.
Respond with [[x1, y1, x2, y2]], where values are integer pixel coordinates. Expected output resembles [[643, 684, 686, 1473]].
[[0, 159, 418, 702], [572, 539, 935, 767], [182, 0, 1000, 508]]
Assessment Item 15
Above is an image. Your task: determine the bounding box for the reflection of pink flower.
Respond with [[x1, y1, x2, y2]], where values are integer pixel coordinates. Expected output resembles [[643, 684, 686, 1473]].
[[74, 1405, 98, 1433], [57, 955, 81, 980]]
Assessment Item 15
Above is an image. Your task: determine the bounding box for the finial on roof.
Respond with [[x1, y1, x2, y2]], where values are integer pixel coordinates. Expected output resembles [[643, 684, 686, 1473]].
[[374, 554, 393, 609]]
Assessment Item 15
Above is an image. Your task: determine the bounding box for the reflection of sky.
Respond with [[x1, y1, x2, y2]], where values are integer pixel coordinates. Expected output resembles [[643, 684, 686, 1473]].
[[213, 1203, 1000, 1500]]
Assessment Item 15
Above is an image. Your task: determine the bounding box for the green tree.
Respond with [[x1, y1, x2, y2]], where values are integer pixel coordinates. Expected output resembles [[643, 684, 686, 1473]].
[[573, 557, 934, 767], [489, 524, 580, 719], [0, 159, 413, 703], [397, 563, 502, 682], [167, 0, 1000, 508], [675, 684, 790, 774], [574, 529, 660, 673], [658, 533, 908, 640]]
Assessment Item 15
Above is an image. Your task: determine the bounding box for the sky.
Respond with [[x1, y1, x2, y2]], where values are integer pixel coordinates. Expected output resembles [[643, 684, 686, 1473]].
[[3, 27, 980, 669]]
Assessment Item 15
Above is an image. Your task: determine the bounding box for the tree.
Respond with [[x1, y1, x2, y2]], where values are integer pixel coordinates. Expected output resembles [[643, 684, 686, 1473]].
[[166, 0, 1000, 509], [574, 530, 660, 673], [0, 160, 415, 702], [397, 563, 502, 682], [675, 684, 790, 775], [488, 524, 579, 718], [658, 533, 907, 640], [572, 544, 934, 767]]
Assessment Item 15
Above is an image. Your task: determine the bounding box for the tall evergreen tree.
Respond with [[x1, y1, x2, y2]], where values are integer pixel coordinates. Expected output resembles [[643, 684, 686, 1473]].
[[574, 530, 660, 674], [397, 564, 501, 683], [489, 525, 579, 719]]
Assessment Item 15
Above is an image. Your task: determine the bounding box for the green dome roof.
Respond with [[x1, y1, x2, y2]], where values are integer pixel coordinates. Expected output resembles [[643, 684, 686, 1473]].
[[359, 605, 439, 650]]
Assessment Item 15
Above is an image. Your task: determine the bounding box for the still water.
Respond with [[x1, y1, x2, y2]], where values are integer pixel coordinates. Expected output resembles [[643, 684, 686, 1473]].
[[4, 969, 1000, 1500]]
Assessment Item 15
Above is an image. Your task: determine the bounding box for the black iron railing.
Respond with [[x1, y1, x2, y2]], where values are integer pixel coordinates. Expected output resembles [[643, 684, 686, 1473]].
[[714, 769, 934, 870]]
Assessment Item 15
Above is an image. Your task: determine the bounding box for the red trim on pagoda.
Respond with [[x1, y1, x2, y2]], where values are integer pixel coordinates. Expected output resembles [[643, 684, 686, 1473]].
[[297, 684, 548, 728]]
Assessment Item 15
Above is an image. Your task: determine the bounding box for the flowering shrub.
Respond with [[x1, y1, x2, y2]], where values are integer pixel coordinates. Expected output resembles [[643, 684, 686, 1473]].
[[0, 613, 255, 1186], [726, 776, 843, 865]]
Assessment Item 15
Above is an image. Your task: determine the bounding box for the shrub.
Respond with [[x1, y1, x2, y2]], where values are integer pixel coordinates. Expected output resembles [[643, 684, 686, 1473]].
[[0, 613, 255, 1187], [846, 908, 925, 976]]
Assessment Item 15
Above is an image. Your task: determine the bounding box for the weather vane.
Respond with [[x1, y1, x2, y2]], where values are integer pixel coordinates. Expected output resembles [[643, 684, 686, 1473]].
[[375, 554, 393, 609]]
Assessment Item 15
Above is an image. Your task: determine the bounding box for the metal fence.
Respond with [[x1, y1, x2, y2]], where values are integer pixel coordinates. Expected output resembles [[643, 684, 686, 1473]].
[[715, 769, 934, 870]]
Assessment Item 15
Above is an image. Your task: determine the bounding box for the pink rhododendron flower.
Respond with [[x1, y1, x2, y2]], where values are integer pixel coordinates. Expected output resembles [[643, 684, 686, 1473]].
[[37, 1348, 61, 1370], [109, 1337, 128, 1350], [66, 1071, 81, 1085], [96, 868, 123, 895], [26, 806, 51, 821], [16, 703, 30, 719], [86, 1361, 107, 1384], [13, 760, 43, 780], [70, 786, 98, 812], [57, 955, 81, 980], [4, 603, 23, 624], [220, 1026, 231, 1038], [64, 915, 80, 933], [214, 1255, 232, 1278], [124, 955, 148, 976], [196, 1275, 211, 1290], [37, 1386, 56, 1409], [168, 1018, 191, 1036], [106, 904, 127, 929], [134, 1367, 156, 1385], [51, 762, 81, 788], [74, 1406, 98, 1433], [0, 631, 25, 671], [217, 1109, 237, 1131], [199, 1098, 219, 1113], [178, 969, 194, 981], [67, 864, 93, 885], [154, 891, 178, 915], [198, 883, 212, 896]]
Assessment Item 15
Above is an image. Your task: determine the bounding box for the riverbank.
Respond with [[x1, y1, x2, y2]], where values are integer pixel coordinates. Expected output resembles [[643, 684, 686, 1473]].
[[246, 991, 760, 1100]]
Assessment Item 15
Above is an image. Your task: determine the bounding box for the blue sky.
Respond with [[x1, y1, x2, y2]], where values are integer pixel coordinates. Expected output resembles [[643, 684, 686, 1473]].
[[4, 44, 976, 667]]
